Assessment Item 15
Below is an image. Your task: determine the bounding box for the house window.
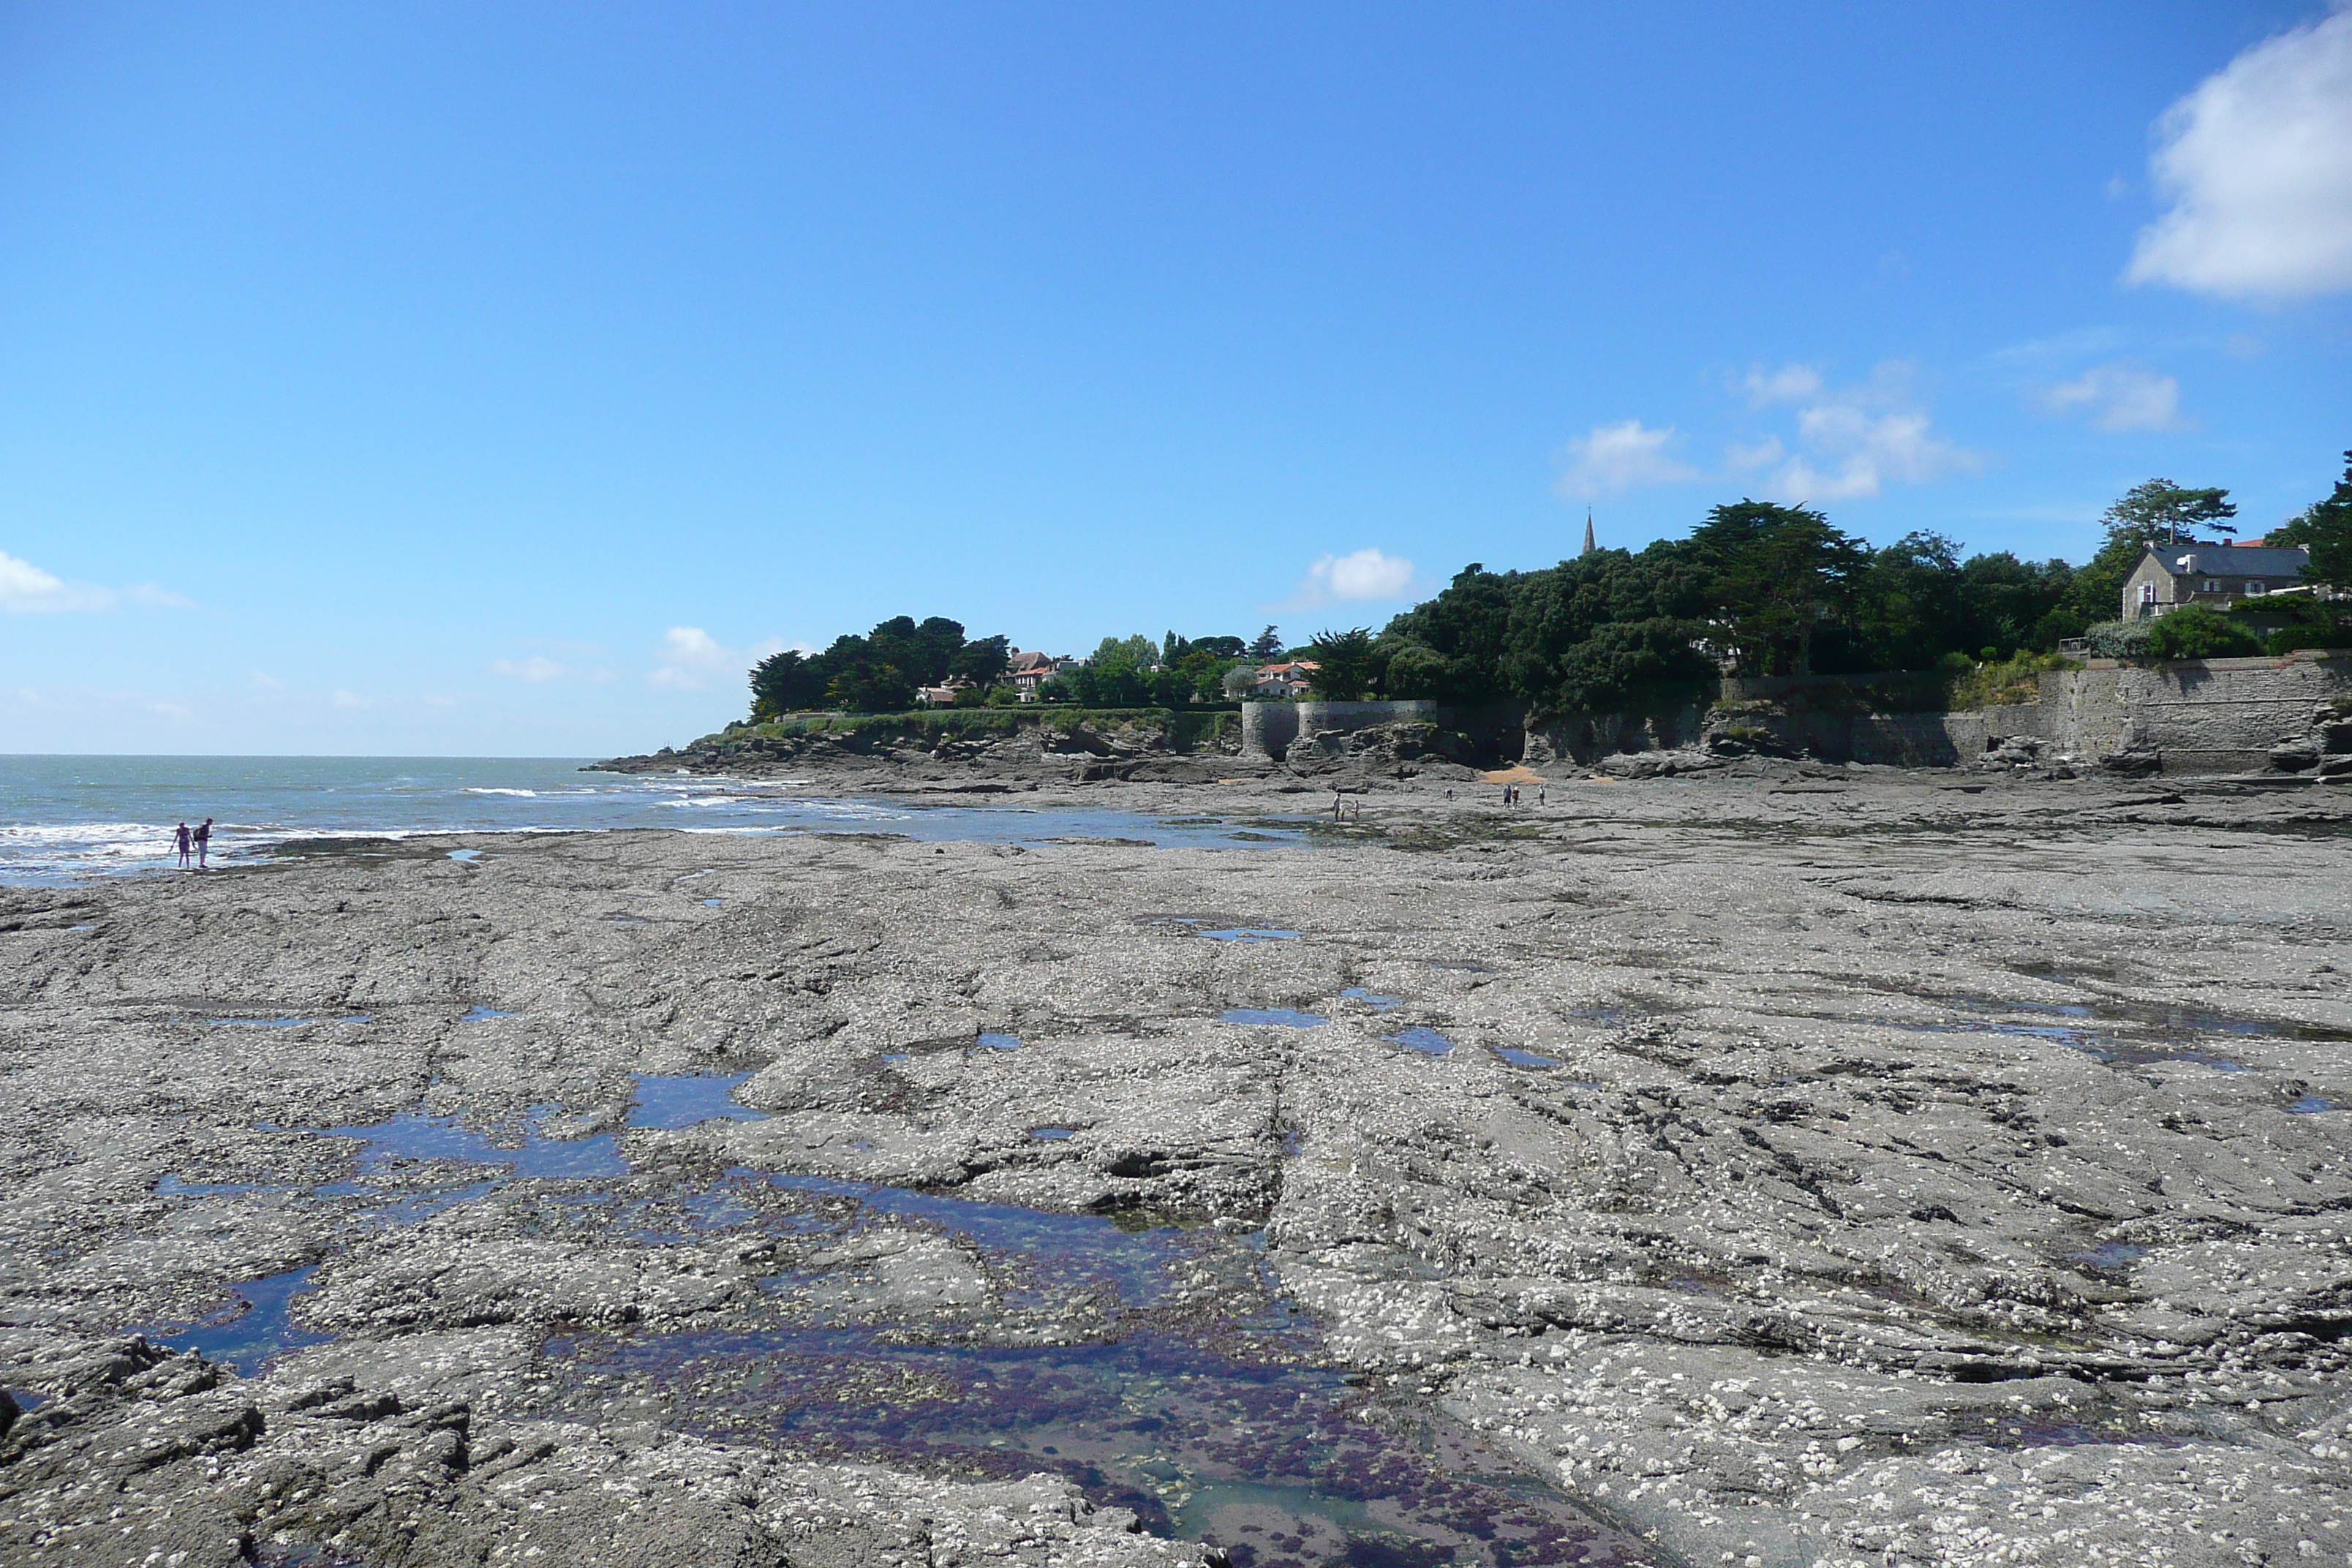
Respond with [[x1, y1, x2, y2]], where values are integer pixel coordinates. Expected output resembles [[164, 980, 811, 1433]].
[[2201, 579, 2220, 593], [2139, 583, 2157, 604], [2247, 581, 2265, 595]]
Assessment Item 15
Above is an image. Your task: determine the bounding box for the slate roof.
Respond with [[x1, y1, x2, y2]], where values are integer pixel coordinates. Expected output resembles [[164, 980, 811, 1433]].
[[2152, 545, 2310, 579]]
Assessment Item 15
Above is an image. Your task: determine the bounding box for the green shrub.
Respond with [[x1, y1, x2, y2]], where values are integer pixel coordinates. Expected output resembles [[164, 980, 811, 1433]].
[[2081, 619, 2156, 660], [2266, 625, 2352, 655], [2142, 603, 2262, 660], [1948, 652, 2071, 709]]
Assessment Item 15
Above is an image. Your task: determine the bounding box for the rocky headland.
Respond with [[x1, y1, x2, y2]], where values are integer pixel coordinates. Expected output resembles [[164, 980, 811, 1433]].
[[593, 710, 1496, 792], [3, 769, 2351, 1567]]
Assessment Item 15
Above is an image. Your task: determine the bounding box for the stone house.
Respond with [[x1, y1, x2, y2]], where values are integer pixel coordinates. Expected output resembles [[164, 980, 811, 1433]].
[[2121, 539, 2311, 620]]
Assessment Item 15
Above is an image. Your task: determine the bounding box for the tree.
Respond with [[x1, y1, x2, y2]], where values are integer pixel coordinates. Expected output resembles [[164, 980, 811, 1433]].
[[823, 655, 916, 714], [1548, 618, 1718, 712], [1304, 628, 1377, 700], [742, 615, 1011, 718], [1493, 545, 1711, 706], [1057, 636, 1159, 706], [949, 634, 1011, 690], [750, 649, 824, 717], [2102, 479, 2238, 547], [1956, 553, 2075, 657], [2272, 451, 2352, 590], [1849, 532, 1965, 671], [1686, 501, 1869, 676], [1373, 564, 1522, 701], [1248, 625, 1284, 660]]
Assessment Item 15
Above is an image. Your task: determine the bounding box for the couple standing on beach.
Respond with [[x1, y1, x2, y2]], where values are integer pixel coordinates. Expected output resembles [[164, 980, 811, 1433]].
[[175, 818, 213, 870]]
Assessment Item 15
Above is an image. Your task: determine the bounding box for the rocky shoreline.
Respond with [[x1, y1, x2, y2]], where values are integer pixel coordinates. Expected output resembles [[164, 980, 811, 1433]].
[[3, 771, 2351, 1567], [593, 711, 1502, 792]]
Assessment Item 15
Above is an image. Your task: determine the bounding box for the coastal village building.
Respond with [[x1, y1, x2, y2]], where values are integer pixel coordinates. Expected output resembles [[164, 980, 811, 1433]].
[[1253, 660, 1319, 698], [2120, 538, 2312, 620], [1005, 649, 1068, 701]]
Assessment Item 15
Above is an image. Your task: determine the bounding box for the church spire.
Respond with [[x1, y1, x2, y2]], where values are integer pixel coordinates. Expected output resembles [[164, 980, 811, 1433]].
[[1580, 510, 1597, 558]]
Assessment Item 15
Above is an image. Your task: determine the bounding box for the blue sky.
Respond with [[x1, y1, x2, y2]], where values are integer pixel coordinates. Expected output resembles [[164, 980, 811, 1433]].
[[3, 2, 2348, 755]]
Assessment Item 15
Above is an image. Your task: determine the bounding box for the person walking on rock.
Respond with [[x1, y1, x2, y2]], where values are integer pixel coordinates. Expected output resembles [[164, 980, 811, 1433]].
[[173, 821, 191, 870], [194, 818, 212, 871]]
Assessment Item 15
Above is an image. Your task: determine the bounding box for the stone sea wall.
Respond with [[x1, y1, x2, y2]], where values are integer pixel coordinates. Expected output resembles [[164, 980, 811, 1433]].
[[2039, 653, 2352, 774], [1522, 653, 2351, 774]]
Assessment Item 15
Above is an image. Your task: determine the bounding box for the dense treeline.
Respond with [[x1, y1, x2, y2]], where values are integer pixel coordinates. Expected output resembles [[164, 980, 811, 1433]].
[[750, 617, 1011, 717], [1339, 503, 2076, 710], [1044, 633, 1252, 706], [747, 619, 1266, 717], [1327, 463, 2352, 711], [745, 461, 2352, 720]]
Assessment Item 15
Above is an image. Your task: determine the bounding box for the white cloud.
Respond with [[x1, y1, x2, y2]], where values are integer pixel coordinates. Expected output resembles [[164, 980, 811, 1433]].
[[1278, 547, 1418, 611], [331, 690, 368, 709], [0, 549, 103, 611], [1318, 547, 1416, 601], [2036, 363, 2187, 432], [1774, 407, 1975, 501], [1738, 363, 1824, 406], [1, 551, 68, 608], [1562, 363, 1978, 510], [1753, 364, 1981, 502], [649, 626, 784, 690], [2127, 7, 2352, 299], [492, 655, 571, 682], [1555, 421, 1701, 498], [0, 547, 189, 612]]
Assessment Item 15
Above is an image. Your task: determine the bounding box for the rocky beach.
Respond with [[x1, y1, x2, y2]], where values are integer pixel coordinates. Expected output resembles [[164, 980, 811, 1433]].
[[4, 764, 2351, 1568]]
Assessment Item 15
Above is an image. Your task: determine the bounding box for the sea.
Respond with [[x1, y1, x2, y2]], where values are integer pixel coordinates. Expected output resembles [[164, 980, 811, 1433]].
[[0, 756, 1308, 886]]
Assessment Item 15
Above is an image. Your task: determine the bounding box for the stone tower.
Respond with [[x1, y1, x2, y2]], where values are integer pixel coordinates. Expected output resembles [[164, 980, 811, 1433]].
[[1580, 511, 1597, 557]]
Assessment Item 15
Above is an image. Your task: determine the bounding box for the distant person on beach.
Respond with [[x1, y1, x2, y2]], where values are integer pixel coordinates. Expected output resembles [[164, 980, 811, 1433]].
[[194, 818, 212, 870], [173, 821, 191, 869], [1537, 785, 1547, 806]]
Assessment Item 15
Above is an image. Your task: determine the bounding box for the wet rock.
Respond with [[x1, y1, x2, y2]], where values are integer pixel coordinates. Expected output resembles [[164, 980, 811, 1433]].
[[4, 771, 2351, 1566]]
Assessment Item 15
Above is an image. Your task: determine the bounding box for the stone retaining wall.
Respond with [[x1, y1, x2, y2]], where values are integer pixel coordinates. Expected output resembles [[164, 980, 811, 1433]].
[[2039, 654, 2352, 773], [1252, 655, 2351, 773]]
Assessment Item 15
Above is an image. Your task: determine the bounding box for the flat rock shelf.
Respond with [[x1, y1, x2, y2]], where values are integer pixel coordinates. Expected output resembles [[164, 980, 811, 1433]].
[[1, 768, 2350, 1568]]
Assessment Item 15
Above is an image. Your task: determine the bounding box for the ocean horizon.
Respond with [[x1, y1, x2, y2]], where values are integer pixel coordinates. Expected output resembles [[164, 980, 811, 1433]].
[[0, 754, 1303, 885]]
